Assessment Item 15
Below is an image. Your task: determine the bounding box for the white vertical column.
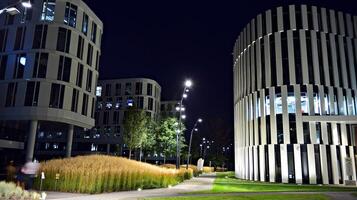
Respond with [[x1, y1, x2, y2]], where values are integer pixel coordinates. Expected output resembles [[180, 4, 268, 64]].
[[287, 30, 296, 84], [294, 144, 303, 184], [349, 146, 357, 181], [341, 124, 348, 146], [307, 144, 317, 184], [254, 146, 259, 181], [259, 145, 265, 181], [281, 144, 289, 183], [249, 146, 253, 180], [270, 88, 277, 144], [310, 122, 317, 144], [340, 146, 347, 182], [320, 33, 330, 86], [300, 30, 309, 84], [268, 144, 276, 182], [321, 122, 328, 145], [330, 145, 339, 184], [264, 35, 271, 87], [275, 32, 283, 85], [311, 31, 321, 84], [295, 86, 304, 144], [332, 123, 339, 145], [282, 86, 290, 144], [320, 145, 329, 184]]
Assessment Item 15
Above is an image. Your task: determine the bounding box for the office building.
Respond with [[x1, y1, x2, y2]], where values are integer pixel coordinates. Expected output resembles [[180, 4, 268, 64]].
[[233, 5, 357, 185]]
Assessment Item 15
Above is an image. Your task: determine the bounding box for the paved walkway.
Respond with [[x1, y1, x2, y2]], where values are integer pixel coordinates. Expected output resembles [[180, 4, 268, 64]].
[[46, 173, 216, 200], [44, 173, 357, 200]]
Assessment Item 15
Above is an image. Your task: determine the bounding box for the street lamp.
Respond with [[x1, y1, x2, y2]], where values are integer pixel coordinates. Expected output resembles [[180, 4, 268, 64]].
[[176, 79, 192, 169], [21, 0, 32, 8], [186, 118, 203, 169], [0, 0, 32, 16]]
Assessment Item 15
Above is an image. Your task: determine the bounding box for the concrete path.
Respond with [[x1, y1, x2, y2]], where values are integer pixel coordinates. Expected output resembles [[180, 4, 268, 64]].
[[46, 173, 216, 200]]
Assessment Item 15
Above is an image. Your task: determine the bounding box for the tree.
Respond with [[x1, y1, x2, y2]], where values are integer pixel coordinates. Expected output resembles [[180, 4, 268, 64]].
[[122, 107, 148, 159], [156, 117, 186, 164], [141, 119, 157, 161]]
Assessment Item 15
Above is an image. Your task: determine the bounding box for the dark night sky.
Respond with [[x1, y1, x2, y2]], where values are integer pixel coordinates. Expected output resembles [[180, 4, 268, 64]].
[[83, 0, 357, 138]]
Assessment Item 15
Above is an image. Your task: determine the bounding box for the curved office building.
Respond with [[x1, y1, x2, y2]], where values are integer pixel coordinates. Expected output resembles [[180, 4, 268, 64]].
[[79, 78, 162, 156], [0, 0, 102, 162], [233, 5, 357, 185]]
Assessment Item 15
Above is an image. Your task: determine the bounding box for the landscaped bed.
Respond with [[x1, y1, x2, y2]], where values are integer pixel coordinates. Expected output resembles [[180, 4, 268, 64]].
[[34, 155, 193, 193]]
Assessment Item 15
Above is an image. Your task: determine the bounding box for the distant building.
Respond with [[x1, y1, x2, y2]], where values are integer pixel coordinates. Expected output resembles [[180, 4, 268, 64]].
[[160, 100, 180, 119], [0, 0, 103, 165], [233, 5, 357, 185], [73, 78, 162, 156]]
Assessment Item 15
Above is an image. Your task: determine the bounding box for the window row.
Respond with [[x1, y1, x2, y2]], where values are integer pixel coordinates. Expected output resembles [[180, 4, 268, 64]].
[[0, 53, 94, 92], [4, 82, 95, 117], [40, 0, 99, 44], [0, 25, 100, 70], [241, 85, 357, 121], [96, 96, 155, 111], [99, 82, 160, 97]]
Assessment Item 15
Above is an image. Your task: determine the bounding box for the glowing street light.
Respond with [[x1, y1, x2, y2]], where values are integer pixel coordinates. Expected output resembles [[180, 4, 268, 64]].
[[0, 0, 32, 16], [185, 80, 192, 88], [21, 0, 32, 8]]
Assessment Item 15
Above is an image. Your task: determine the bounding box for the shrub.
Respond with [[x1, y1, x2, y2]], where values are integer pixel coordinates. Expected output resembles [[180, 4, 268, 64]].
[[34, 155, 193, 194], [0, 181, 41, 200], [203, 167, 214, 173]]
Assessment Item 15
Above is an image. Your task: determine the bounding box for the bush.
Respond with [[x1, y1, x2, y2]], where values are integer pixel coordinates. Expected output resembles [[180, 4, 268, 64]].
[[0, 181, 41, 200], [34, 155, 193, 194], [203, 167, 214, 173]]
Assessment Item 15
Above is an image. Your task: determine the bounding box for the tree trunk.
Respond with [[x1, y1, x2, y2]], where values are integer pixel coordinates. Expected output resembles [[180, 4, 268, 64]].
[[163, 156, 166, 164], [129, 148, 132, 160], [139, 148, 142, 162]]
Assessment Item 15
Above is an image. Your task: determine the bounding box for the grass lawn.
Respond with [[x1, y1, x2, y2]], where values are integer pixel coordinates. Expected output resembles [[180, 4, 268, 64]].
[[145, 194, 329, 200], [212, 172, 357, 193]]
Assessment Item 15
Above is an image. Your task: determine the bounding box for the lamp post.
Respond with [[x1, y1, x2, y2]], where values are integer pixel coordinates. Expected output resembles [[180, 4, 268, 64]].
[[186, 118, 202, 169], [176, 79, 192, 169], [0, 0, 32, 16]]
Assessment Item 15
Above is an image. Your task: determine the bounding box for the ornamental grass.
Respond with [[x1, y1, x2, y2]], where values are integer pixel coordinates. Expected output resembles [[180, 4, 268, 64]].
[[34, 155, 193, 194]]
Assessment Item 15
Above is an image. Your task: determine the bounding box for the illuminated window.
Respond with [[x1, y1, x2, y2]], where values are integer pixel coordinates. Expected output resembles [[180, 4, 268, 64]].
[[275, 94, 282, 114], [127, 98, 133, 107], [324, 93, 330, 114], [96, 86, 102, 96], [82, 13, 88, 35], [287, 93, 296, 113], [64, 2, 77, 28], [265, 96, 270, 115], [301, 93, 309, 114], [257, 98, 261, 117], [314, 93, 321, 114], [13, 54, 26, 79], [41, 0, 56, 22]]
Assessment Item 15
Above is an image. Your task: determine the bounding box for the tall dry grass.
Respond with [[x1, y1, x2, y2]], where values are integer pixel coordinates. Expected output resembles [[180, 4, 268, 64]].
[[34, 155, 192, 193]]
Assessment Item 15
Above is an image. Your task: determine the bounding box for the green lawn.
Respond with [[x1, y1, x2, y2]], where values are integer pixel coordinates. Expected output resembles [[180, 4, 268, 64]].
[[146, 194, 329, 200], [212, 172, 357, 193], [145, 172, 356, 199]]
